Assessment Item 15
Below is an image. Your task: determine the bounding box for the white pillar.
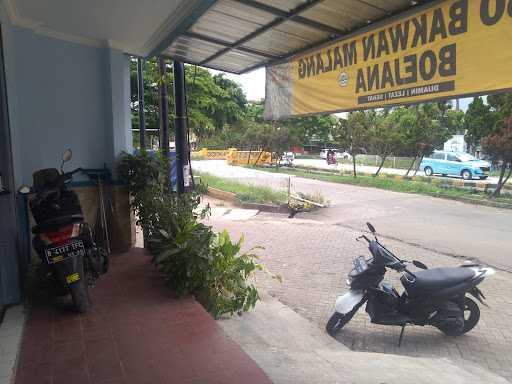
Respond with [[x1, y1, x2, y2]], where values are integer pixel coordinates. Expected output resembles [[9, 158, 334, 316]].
[[105, 48, 133, 174]]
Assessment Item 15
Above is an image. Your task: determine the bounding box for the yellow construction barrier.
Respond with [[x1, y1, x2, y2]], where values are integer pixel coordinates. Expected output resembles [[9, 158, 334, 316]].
[[191, 148, 236, 160], [227, 149, 272, 166], [191, 148, 208, 159], [192, 148, 273, 165]]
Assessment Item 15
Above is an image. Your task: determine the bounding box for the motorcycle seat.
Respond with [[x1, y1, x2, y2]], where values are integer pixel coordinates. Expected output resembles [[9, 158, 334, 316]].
[[403, 267, 475, 296]]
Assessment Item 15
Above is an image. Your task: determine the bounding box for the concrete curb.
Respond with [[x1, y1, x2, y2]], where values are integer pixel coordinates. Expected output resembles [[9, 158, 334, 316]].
[[207, 187, 289, 214], [207, 187, 237, 202], [239, 202, 289, 214]]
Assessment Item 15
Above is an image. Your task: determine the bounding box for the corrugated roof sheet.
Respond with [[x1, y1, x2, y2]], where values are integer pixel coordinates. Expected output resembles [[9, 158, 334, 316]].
[[159, 0, 434, 74]]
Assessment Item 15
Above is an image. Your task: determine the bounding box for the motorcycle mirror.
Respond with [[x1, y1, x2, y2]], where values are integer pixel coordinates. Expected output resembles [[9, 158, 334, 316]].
[[19, 186, 30, 194], [366, 222, 376, 233], [61, 149, 72, 172], [62, 149, 73, 163], [413, 260, 428, 270]]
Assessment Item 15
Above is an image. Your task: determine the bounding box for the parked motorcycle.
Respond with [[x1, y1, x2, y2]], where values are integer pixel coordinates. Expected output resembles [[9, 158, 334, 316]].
[[24, 149, 108, 313], [326, 223, 494, 342]]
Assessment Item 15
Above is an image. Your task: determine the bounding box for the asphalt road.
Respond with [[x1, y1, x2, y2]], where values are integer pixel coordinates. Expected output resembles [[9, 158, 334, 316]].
[[194, 160, 512, 271]]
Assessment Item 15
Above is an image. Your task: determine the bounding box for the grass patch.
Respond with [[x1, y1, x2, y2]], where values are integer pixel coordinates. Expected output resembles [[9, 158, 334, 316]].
[[296, 191, 328, 206], [197, 172, 287, 205], [246, 166, 512, 206], [336, 158, 413, 169]]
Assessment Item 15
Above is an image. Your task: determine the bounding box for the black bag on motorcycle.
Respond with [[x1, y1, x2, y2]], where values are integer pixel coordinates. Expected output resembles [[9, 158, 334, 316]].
[[31, 189, 83, 224]]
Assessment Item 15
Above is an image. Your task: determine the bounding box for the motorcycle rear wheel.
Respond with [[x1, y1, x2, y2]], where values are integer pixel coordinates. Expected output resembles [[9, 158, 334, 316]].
[[438, 297, 480, 336], [69, 281, 91, 313]]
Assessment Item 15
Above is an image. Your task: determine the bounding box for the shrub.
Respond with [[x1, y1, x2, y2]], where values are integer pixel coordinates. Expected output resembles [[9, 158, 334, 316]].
[[118, 152, 275, 318]]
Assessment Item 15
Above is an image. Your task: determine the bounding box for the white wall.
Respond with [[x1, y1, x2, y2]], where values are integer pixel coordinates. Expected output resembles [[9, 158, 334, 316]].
[[444, 135, 466, 153]]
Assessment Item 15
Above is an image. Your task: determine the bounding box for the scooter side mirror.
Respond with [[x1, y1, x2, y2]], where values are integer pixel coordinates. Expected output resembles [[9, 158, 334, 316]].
[[61, 149, 73, 172], [367, 222, 376, 233], [62, 149, 73, 163], [413, 260, 428, 270]]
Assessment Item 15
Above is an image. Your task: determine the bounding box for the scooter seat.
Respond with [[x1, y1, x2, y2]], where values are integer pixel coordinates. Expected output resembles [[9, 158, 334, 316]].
[[403, 267, 475, 296]]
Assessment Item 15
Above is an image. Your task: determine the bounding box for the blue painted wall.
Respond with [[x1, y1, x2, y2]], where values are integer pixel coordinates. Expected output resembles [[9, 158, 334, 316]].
[[0, 8, 132, 304], [3, 26, 132, 188]]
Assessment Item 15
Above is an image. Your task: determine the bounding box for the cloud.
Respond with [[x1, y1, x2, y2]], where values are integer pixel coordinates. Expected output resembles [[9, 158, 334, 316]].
[[208, 68, 266, 101]]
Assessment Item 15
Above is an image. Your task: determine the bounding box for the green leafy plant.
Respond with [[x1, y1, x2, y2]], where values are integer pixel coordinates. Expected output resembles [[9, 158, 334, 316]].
[[119, 152, 275, 318]]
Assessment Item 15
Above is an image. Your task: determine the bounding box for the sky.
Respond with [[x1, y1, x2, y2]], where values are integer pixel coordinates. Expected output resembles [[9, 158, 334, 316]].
[[209, 68, 473, 112], [210, 68, 266, 101]]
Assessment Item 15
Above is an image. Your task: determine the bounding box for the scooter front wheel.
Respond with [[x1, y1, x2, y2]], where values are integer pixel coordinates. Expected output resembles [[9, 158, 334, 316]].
[[326, 308, 357, 337]]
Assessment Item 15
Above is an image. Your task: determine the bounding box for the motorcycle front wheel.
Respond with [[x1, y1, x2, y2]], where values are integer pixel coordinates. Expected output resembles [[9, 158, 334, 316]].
[[326, 307, 358, 337]]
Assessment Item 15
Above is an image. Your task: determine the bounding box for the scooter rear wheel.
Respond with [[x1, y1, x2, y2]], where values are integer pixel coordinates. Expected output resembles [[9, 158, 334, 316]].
[[461, 297, 480, 334], [438, 297, 480, 336], [69, 281, 91, 313]]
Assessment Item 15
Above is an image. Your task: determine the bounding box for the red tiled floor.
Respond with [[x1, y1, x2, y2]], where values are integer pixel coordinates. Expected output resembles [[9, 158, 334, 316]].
[[16, 248, 271, 384]]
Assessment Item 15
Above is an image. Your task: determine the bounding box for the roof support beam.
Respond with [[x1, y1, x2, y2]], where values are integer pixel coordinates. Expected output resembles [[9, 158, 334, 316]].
[[173, 60, 190, 194], [147, 0, 217, 58], [158, 56, 170, 191], [199, 0, 328, 66], [183, 31, 280, 60], [355, 0, 390, 14], [240, 0, 439, 73], [136, 58, 146, 149], [233, 0, 346, 36]]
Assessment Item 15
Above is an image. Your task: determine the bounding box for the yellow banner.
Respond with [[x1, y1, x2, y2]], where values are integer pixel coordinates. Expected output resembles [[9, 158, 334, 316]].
[[264, 0, 512, 119]]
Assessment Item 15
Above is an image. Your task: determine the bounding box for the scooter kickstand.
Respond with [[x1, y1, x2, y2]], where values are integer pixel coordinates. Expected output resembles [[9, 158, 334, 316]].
[[398, 324, 406, 347]]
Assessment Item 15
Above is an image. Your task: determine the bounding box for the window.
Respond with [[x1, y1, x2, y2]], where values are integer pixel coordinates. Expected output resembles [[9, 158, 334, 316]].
[[458, 153, 477, 162], [447, 154, 460, 162], [432, 152, 445, 160]]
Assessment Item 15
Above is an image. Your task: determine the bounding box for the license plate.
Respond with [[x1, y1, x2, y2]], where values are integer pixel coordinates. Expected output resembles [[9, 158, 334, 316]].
[[45, 240, 85, 264], [354, 256, 368, 273]]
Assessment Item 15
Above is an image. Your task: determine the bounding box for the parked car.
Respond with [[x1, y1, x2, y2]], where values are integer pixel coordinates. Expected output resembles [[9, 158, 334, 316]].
[[420, 151, 491, 180], [319, 149, 352, 160], [281, 152, 295, 166], [337, 151, 352, 160]]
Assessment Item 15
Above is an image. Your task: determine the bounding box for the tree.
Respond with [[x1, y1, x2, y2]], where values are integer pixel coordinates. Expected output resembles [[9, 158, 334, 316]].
[[281, 115, 338, 146], [464, 97, 494, 153], [332, 111, 372, 177], [481, 117, 512, 197], [488, 93, 512, 123], [444, 109, 465, 135], [267, 124, 300, 167], [130, 59, 247, 148], [369, 111, 406, 176], [210, 74, 247, 131], [394, 103, 451, 176]]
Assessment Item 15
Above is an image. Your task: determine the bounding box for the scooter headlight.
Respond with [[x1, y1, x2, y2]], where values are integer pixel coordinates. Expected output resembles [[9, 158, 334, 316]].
[[346, 278, 352, 286]]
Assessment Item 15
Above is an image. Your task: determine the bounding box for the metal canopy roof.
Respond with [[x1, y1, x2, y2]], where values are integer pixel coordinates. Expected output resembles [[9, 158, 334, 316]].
[[157, 0, 434, 74]]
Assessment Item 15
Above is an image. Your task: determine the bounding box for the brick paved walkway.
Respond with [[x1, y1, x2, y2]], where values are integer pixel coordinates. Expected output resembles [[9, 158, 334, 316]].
[[15, 248, 271, 384], [211, 215, 512, 382]]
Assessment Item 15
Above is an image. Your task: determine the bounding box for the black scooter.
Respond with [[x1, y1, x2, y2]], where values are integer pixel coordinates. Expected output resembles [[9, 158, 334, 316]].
[[24, 149, 108, 313], [326, 223, 495, 343]]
